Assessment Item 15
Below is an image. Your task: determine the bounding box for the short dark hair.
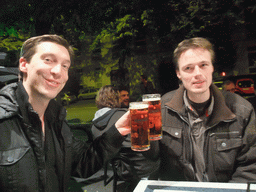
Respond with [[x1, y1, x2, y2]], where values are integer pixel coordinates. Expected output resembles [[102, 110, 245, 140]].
[[118, 86, 129, 93], [173, 37, 215, 70], [223, 80, 235, 87], [96, 85, 120, 109], [19, 34, 74, 80], [141, 74, 147, 80]]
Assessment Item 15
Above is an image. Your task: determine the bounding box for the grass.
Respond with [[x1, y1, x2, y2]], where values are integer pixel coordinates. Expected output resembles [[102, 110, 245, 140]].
[[65, 99, 98, 124]]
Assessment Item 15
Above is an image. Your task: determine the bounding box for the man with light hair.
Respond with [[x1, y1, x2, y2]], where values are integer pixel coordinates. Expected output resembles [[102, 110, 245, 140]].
[[159, 37, 256, 182]]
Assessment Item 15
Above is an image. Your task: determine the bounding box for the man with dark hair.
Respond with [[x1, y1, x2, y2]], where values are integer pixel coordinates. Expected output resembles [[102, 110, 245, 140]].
[[140, 74, 155, 95], [119, 86, 130, 108], [159, 37, 256, 182], [0, 34, 130, 191], [223, 80, 236, 93]]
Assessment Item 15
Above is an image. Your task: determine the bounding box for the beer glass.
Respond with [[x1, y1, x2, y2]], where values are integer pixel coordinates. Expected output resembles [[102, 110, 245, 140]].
[[142, 94, 162, 140], [129, 102, 150, 151]]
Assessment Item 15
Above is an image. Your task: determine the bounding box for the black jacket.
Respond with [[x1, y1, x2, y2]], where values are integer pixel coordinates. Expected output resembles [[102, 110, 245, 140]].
[[92, 108, 160, 181], [0, 82, 125, 192], [160, 84, 256, 182]]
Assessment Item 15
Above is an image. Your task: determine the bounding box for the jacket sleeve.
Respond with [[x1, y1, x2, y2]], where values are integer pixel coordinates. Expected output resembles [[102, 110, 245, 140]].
[[71, 124, 125, 178], [230, 108, 256, 182]]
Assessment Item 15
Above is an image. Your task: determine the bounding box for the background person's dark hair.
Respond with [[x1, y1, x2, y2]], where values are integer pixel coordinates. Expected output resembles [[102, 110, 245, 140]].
[[118, 85, 129, 93], [141, 74, 147, 80], [222, 80, 235, 89], [96, 85, 120, 109], [19, 34, 74, 80]]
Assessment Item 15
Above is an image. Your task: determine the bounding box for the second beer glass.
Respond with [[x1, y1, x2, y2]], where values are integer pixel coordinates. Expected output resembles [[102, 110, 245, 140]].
[[142, 94, 162, 140], [129, 102, 150, 151]]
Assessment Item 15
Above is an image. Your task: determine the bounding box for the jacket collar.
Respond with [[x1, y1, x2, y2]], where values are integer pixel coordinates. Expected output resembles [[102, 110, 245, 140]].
[[16, 81, 66, 126], [165, 84, 236, 127]]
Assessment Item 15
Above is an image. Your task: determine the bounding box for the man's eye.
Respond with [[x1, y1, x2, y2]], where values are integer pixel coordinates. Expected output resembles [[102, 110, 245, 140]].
[[62, 64, 70, 70], [45, 58, 52, 62]]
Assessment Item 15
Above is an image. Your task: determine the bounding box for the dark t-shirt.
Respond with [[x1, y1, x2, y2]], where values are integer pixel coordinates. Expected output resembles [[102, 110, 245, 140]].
[[45, 121, 59, 192], [188, 97, 211, 117]]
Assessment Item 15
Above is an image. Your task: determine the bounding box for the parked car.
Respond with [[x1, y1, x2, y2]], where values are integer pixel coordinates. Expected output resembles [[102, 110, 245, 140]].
[[235, 78, 255, 96], [60, 92, 77, 106], [78, 87, 98, 100]]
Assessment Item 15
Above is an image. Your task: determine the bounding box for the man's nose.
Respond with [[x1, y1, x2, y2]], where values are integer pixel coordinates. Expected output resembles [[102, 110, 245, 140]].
[[194, 65, 202, 76], [51, 64, 62, 75]]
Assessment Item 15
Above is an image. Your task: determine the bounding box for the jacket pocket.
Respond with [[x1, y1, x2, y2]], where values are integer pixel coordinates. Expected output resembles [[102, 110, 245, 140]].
[[0, 147, 30, 165], [162, 126, 183, 157], [210, 131, 242, 171], [163, 126, 182, 139]]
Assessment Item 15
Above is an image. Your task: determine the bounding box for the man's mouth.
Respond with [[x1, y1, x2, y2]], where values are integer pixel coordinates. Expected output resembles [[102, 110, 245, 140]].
[[194, 80, 204, 84], [46, 79, 61, 87]]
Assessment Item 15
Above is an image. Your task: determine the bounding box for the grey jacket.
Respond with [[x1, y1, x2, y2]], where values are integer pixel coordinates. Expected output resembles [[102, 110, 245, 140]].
[[159, 84, 256, 182]]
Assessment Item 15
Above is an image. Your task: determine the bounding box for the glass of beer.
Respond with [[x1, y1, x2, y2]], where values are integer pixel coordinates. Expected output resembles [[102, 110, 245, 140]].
[[142, 94, 162, 140], [129, 102, 150, 151]]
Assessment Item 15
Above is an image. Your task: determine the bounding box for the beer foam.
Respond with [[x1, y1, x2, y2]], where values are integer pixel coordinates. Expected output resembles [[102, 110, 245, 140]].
[[143, 97, 160, 101], [129, 103, 149, 109]]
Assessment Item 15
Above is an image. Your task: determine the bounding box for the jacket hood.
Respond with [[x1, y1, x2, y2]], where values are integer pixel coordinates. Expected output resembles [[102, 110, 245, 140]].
[[92, 108, 127, 130], [92, 107, 111, 121], [0, 83, 19, 120], [0, 82, 66, 123]]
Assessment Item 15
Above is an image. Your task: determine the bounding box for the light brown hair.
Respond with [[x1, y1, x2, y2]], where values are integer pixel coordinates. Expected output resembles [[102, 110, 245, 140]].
[[173, 37, 215, 70], [19, 34, 74, 80], [96, 85, 120, 109]]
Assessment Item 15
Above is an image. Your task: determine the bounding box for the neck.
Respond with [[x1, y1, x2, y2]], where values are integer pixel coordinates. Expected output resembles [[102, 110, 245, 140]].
[[29, 98, 49, 118], [187, 89, 211, 103]]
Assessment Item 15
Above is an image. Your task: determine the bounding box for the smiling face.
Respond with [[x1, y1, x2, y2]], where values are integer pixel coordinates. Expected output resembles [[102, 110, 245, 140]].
[[176, 48, 214, 102], [119, 90, 130, 107], [19, 41, 71, 101]]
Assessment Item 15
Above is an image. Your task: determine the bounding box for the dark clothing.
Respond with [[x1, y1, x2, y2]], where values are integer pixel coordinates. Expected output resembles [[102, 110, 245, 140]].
[[247, 96, 256, 111], [140, 81, 155, 95], [0, 82, 125, 192], [44, 120, 59, 191], [132, 81, 155, 101], [160, 84, 256, 182], [92, 108, 160, 187]]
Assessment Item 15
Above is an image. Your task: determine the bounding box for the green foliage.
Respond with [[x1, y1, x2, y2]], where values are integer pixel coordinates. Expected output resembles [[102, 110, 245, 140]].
[[1, 0, 255, 89], [0, 25, 29, 52]]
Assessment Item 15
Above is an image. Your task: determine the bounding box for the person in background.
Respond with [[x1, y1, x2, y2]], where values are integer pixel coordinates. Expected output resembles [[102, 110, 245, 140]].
[[91, 85, 159, 192], [119, 86, 130, 108], [159, 37, 256, 182], [140, 74, 155, 95], [222, 80, 236, 93], [131, 74, 156, 101], [0, 34, 130, 192]]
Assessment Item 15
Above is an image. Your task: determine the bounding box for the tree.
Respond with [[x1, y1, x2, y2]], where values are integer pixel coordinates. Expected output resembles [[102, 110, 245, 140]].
[[89, 0, 256, 92]]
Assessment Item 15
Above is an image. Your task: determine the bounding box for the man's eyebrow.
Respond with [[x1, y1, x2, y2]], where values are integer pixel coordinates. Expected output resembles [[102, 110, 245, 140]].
[[199, 61, 211, 64], [41, 53, 71, 63], [41, 53, 55, 58]]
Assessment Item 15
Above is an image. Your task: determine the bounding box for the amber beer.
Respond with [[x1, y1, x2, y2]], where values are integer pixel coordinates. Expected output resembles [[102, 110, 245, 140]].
[[129, 102, 150, 151], [142, 94, 162, 140]]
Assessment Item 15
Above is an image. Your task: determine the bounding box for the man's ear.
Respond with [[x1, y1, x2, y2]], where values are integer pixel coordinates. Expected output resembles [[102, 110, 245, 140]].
[[19, 57, 28, 73], [176, 70, 181, 80]]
